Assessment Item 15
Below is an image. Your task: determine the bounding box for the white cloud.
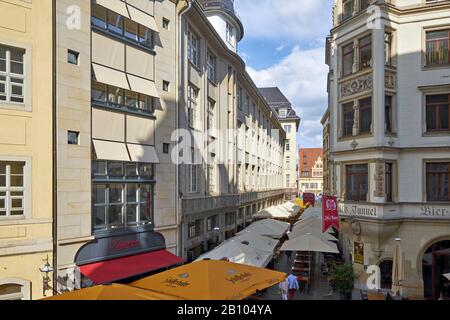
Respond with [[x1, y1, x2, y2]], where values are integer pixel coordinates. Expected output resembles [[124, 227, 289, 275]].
[[235, 0, 332, 42], [247, 46, 328, 148], [276, 45, 286, 52]]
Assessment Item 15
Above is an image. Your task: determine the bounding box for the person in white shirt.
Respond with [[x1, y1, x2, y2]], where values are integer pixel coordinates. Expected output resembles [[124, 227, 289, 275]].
[[279, 277, 289, 300]]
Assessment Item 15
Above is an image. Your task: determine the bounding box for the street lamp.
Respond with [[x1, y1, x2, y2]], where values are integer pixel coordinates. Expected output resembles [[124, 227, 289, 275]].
[[39, 255, 55, 297]]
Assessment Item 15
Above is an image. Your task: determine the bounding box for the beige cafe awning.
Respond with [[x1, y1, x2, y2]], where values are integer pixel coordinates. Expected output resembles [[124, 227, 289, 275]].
[[280, 233, 340, 254], [93, 139, 130, 162], [288, 229, 337, 242], [127, 74, 160, 99], [92, 63, 130, 91], [127, 144, 160, 164], [127, 5, 159, 32], [443, 274, 450, 281], [95, 0, 130, 19]]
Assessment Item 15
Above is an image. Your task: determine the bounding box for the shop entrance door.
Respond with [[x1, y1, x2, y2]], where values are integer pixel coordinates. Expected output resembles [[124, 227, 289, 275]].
[[423, 241, 450, 300]]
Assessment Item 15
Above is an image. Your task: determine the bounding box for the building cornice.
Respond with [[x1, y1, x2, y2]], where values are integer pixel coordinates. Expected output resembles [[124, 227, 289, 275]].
[[330, 145, 450, 156]]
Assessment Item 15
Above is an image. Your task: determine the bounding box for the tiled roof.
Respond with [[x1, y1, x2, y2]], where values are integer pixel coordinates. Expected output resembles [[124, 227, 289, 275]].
[[258, 87, 301, 122], [299, 148, 323, 177]]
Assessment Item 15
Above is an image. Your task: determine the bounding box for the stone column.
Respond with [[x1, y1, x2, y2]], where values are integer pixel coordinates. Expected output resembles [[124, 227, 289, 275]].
[[353, 100, 360, 136], [352, 38, 360, 73]]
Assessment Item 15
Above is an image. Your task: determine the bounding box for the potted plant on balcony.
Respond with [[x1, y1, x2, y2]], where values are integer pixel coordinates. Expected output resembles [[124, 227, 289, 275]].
[[330, 263, 356, 300]]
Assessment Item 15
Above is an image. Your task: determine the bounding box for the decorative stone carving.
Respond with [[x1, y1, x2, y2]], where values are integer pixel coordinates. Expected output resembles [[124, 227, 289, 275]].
[[350, 140, 359, 150], [385, 71, 396, 90], [340, 74, 373, 99], [374, 160, 385, 197]]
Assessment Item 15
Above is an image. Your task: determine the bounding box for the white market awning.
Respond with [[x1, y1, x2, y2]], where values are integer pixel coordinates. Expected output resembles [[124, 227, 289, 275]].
[[127, 5, 159, 32], [280, 233, 340, 254], [96, 0, 130, 19], [227, 233, 279, 253], [127, 74, 160, 98]]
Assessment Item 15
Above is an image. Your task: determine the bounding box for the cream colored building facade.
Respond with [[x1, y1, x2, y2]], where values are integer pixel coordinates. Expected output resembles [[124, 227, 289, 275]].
[[326, 0, 450, 299], [179, 0, 287, 261], [0, 0, 53, 300]]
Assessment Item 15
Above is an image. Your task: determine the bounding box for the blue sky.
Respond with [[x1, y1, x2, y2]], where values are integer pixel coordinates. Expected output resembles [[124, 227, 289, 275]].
[[234, 0, 334, 148]]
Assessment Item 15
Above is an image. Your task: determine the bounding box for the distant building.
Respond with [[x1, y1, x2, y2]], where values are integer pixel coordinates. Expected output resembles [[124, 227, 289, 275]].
[[259, 87, 301, 193], [298, 148, 324, 196]]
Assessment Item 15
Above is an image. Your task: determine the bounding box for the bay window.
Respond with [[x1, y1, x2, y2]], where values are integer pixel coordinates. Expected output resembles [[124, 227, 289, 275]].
[[92, 161, 155, 231], [426, 29, 450, 66], [426, 162, 450, 201], [342, 43, 354, 77], [359, 35, 372, 70], [346, 164, 368, 201], [359, 97, 372, 134], [0, 161, 25, 217], [426, 94, 449, 132], [0, 45, 25, 104], [342, 102, 354, 137]]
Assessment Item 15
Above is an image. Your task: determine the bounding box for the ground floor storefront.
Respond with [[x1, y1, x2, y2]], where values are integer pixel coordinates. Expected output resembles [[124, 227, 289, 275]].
[[340, 214, 450, 299]]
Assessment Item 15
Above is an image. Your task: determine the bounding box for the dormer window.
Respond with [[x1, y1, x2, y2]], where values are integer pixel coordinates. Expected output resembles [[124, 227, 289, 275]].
[[279, 108, 287, 118], [226, 22, 236, 47]]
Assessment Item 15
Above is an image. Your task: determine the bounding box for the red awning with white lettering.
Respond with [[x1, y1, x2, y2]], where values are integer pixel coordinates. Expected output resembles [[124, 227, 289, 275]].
[[79, 250, 184, 284]]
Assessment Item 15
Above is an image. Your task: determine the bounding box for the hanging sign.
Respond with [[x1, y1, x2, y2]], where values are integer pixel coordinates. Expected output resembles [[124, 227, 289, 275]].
[[322, 195, 340, 232]]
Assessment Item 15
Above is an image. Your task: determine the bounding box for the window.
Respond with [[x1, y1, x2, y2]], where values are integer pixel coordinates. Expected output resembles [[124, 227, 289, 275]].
[[163, 80, 170, 92], [360, 0, 371, 10], [286, 175, 290, 186], [342, 43, 354, 77], [379, 260, 393, 290], [237, 87, 242, 110], [225, 212, 236, 226], [189, 148, 198, 193], [207, 215, 218, 232], [359, 35, 372, 70], [188, 219, 202, 239], [188, 30, 199, 67], [187, 84, 199, 129], [162, 18, 170, 30], [91, 80, 154, 115], [359, 97, 372, 134], [207, 52, 216, 82], [385, 162, 393, 202], [245, 95, 250, 115], [385, 95, 393, 133], [426, 29, 450, 66], [279, 108, 287, 118], [284, 125, 292, 134], [426, 94, 449, 132], [385, 33, 392, 66], [226, 22, 235, 47], [342, 102, 354, 137], [207, 99, 215, 131], [346, 164, 368, 201], [67, 50, 79, 65], [0, 161, 25, 217], [342, 0, 354, 21], [91, 4, 154, 49], [92, 161, 154, 231], [68, 131, 79, 145], [163, 143, 170, 154], [426, 162, 450, 201], [285, 140, 290, 151], [0, 45, 25, 104]]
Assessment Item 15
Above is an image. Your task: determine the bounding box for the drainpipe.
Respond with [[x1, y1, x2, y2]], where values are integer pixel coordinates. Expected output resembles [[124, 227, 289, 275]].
[[176, 0, 192, 258], [51, 0, 58, 292]]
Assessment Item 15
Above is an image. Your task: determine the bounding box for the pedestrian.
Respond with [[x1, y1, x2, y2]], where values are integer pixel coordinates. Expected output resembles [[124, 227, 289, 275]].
[[279, 277, 289, 301], [287, 274, 299, 300]]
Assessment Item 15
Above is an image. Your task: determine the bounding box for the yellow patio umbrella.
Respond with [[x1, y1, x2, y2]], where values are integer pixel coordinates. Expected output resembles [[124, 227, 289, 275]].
[[41, 283, 181, 300], [130, 260, 286, 300], [392, 238, 404, 296]]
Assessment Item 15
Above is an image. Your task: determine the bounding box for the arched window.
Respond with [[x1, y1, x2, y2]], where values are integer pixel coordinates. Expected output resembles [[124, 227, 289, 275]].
[[0, 279, 30, 300], [379, 260, 393, 289], [422, 240, 450, 299]]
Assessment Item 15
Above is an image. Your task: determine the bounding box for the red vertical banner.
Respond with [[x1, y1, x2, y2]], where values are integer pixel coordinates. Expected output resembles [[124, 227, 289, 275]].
[[322, 195, 340, 233]]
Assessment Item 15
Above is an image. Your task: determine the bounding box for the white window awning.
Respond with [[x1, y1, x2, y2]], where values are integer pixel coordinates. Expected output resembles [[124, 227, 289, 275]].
[[127, 5, 159, 33], [127, 144, 160, 164], [93, 139, 131, 162], [96, 0, 130, 19], [92, 63, 130, 91], [127, 74, 160, 98]]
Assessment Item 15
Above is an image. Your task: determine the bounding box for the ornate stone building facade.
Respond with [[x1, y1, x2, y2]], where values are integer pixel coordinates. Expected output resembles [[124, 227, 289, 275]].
[[325, 0, 450, 299]]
